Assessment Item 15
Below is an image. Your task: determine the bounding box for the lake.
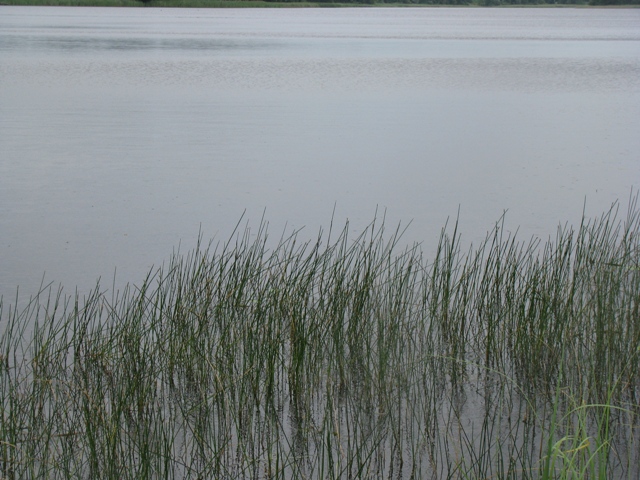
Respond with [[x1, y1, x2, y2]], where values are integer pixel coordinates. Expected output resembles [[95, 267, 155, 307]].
[[1, 6, 639, 301]]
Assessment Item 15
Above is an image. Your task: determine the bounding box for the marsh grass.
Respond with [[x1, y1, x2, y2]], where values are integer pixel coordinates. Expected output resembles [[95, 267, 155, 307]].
[[1, 196, 639, 478]]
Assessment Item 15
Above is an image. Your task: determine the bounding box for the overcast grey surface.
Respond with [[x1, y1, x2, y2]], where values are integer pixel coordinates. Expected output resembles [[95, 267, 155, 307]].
[[1, 7, 639, 301]]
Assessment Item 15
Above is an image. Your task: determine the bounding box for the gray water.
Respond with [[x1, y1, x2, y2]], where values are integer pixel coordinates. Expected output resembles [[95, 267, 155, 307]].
[[1, 6, 639, 301]]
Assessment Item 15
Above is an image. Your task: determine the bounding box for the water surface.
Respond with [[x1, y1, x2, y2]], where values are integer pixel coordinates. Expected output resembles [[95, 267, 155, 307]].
[[1, 6, 639, 300]]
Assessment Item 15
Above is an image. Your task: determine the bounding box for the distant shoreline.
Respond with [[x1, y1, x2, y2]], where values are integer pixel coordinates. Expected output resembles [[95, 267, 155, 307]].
[[3, 1, 638, 8]]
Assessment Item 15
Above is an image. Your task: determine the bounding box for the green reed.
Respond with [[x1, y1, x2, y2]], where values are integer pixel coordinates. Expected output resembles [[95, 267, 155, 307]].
[[1, 196, 638, 478]]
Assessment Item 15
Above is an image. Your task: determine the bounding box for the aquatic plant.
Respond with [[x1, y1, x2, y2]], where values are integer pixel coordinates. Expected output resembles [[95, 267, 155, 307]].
[[1, 196, 638, 478]]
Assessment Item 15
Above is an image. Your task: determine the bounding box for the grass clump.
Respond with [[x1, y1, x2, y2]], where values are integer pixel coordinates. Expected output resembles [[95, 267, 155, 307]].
[[1, 196, 639, 478]]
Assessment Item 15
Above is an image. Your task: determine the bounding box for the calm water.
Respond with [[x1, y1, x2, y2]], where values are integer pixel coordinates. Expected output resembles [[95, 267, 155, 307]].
[[1, 6, 639, 300]]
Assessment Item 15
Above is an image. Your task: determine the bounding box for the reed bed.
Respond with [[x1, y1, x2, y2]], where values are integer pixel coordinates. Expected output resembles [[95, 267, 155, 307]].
[[1, 197, 639, 479]]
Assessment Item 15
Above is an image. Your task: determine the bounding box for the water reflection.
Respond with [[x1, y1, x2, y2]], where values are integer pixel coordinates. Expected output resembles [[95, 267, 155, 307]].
[[0, 33, 286, 53], [0, 6, 639, 301]]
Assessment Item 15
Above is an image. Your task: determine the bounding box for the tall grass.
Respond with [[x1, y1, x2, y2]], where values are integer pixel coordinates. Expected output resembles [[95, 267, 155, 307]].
[[1, 196, 638, 478]]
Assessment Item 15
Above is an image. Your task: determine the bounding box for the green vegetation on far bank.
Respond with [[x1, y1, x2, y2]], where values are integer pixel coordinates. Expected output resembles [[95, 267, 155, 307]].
[[0, 0, 325, 6], [3, 0, 640, 7], [1, 196, 639, 478]]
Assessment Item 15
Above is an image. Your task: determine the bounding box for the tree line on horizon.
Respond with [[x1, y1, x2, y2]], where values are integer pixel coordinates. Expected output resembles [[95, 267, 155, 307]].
[[136, 0, 640, 5], [135, 0, 640, 8], [258, 0, 639, 5], [250, 0, 640, 5]]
